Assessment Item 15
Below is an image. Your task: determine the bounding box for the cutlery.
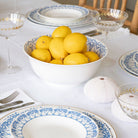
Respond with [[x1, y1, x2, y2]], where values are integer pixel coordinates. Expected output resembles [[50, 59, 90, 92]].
[[87, 32, 102, 37], [0, 100, 23, 109], [0, 91, 19, 104], [83, 30, 97, 35], [0, 102, 35, 113], [83, 30, 102, 36]]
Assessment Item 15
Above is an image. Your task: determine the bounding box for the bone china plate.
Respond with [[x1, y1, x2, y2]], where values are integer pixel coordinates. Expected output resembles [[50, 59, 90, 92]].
[[37, 5, 89, 24], [119, 49, 138, 77], [0, 105, 116, 138], [27, 9, 98, 28], [11, 106, 98, 138]]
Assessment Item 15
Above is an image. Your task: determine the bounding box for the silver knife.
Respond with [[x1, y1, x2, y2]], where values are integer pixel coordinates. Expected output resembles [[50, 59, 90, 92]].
[[83, 30, 98, 35], [87, 32, 102, 36], [0, 100, 23, 109], [83, 30, 102, 36], [0, 102, 35, 113]]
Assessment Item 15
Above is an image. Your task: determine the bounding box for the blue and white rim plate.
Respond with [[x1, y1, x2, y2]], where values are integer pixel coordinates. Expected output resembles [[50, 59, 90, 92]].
[[119, 49, 138, 77], [37, 5, 89, 23], [27, 8, 98, 28], [0, 105, 116, 138], [11, 106, 98, 138]]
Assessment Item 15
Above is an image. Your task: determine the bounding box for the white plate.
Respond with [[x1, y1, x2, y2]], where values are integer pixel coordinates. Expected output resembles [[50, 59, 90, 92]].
[[0, 105, 116, 138], [27, 8, 98, 28], [11, 106, 98, 138], [119, 49, 138, 77], [37, 5, 89, 24]]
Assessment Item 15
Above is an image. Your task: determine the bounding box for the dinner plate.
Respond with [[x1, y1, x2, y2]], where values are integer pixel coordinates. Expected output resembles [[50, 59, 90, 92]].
[[0, 105, 116, 138], [119, 49, 138, 77], [27, 8, 98, 28], [37, 5, 89, 24], [11, 106, 98, 138]]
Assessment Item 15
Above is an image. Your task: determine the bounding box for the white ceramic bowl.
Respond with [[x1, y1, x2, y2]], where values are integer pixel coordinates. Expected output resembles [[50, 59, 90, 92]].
[[24, 36, 108, 85]]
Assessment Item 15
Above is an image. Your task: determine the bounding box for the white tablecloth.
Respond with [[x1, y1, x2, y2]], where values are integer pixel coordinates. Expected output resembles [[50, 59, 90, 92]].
[[0, 0, 138, 138]]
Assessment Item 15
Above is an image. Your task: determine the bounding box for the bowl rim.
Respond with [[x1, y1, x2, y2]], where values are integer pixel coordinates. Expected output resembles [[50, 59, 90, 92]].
[[23, 36, 108, 67], [96, 8, 129, 21]]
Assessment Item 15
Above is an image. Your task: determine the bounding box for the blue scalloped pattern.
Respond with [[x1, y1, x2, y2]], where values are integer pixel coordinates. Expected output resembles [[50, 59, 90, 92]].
[[11, 107, 98, 138]]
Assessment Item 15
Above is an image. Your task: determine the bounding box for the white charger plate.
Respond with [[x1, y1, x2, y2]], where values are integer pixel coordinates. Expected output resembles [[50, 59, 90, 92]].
[[37, 5, 89, 24], [0, 105, 116, 138], [119, 49, 138, 77], [27, 8, 98, 28]]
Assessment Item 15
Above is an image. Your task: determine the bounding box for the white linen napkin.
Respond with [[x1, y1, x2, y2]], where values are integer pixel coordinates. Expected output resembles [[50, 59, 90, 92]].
[[0, 88, 40, 118]]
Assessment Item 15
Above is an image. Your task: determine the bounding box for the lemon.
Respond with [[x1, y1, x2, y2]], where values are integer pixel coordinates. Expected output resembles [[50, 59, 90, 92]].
[[49, 37, 68, 59], [64, 53, 88, 65], [31, 49, 51, 62], [50, 59, 63, 64], [64, 33, 87, 53], [84, 51, 100, 62], [36, 36, 52, 50], [52, 26, 72, 38], [82, 45, 88, 52]]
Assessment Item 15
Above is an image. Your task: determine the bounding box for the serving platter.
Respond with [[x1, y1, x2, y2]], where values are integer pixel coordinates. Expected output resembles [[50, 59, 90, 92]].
[[119, 49, 138, 77], [37, 5, 89, 24], [0, 105, 116, 138], [27, 8, 98, 28]]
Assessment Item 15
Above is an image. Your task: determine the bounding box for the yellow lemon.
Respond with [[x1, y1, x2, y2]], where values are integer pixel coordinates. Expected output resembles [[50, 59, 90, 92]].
[[49, 37, 68, 59], [82, 45, 88, 52], [31, 49, 51, 62], [84, 51, 100, 62], [52, 26, 72, 38], [64, 33, 87, 53], [50, 59, 63, 64], [36, 36, 52, 50], [64, 53, 88, 65]]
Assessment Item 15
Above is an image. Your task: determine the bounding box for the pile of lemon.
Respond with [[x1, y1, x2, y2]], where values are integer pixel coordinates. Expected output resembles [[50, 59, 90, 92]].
[[31, 26, 99, 65]]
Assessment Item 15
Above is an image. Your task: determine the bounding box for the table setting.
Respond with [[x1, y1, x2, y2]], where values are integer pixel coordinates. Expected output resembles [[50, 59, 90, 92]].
[[0, 0, 138, 138]]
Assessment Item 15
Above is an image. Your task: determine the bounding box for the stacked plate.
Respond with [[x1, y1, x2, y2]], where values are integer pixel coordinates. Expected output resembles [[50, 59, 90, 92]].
[[0, 105, 116, 138], [119, 49, 138, 77], [27, 5, 98, 28]]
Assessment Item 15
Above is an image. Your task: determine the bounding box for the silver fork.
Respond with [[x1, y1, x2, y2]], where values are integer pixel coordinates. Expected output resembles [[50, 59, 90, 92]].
[[0, 91, 19, 104]]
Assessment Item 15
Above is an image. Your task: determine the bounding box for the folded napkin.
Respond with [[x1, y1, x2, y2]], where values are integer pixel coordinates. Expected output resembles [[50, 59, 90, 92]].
[[0, 88, 40, 118]]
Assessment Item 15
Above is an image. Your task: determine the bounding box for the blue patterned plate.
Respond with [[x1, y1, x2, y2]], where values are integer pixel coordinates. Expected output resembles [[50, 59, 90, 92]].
[[27, 8, 98, 28], [0, 105, 116, 138], [11, 106, 98, 138], [37, 5, 89, 24], [119, 50, 138, 77]]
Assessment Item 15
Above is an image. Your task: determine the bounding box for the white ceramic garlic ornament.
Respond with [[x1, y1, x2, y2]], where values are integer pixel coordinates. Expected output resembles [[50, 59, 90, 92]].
[[84, 76, 120, 103]]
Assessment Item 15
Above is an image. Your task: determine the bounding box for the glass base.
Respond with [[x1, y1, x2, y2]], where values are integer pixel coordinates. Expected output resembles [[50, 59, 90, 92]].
[[7, 65, 21, 74]]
